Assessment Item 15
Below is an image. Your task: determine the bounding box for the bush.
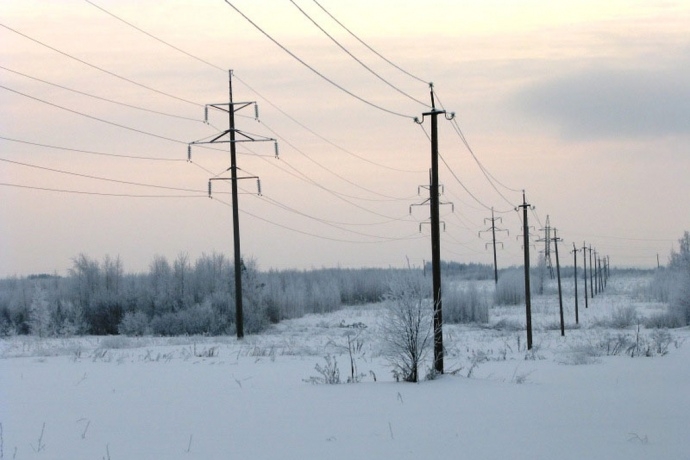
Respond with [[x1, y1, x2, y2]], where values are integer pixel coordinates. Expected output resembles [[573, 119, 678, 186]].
[[379, 271, 432, 383], [118, 311, 150, 336], [444, 283, 489, 324], [494, 269, 525, 306]]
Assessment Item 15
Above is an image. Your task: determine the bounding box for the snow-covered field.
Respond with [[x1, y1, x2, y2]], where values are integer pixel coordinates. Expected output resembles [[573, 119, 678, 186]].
[[1, 274, 689, 459]]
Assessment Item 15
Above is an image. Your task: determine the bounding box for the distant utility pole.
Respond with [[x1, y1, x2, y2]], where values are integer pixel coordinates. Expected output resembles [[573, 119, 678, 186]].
[[571, 242, 579, 324], [593, 250, 599, 296], [588, 245, 594, 299], [479, 207, 508, 284], [553, 228, 564, 336], [414, 83, 454, 375], [188, 70, 276, 339], [516, 191, 534, 350], [581, 242, 589, 309]]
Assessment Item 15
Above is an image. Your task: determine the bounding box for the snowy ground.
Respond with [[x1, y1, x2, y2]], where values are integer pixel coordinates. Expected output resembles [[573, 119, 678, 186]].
[[1, 274, 689, 459]]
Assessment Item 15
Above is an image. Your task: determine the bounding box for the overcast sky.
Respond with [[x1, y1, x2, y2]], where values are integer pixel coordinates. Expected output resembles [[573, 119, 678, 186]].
[[1, 0, 689, 277]]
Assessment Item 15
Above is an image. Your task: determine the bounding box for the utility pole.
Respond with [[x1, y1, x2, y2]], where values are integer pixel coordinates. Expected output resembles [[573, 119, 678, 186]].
[[571, 243, 579, 324], [581, 242, 589, 309], [188, 70, 276, 339], [553, 228, 564, 336], [414, 84, 454, 374], [479, 207, 508, 284], [593, 250, 599, 295], [588, 245, 594, 299], [517, 191, 534, 350]]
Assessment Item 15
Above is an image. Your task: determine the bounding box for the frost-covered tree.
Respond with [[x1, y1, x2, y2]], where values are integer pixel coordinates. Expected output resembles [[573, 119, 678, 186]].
[[668, 231, 690, 325], [379, 270, 432, 382]]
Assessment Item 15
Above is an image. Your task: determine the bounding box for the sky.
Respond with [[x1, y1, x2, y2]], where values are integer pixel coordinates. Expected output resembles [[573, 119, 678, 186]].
[[1, 0, 689, 277]]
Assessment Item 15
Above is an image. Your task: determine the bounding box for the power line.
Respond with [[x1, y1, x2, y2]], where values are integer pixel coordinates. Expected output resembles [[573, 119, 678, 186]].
[[0, 156, 208, 194], [288, 0, 430, 108], [0, 64, 202, 122], [213, 195, 424, 245], [0, 22, 201, 107], [82, 0, 422, 175], [0, 135, 186, 162], [222, 1, 416, 119], [1, 83, 187, 144], [311, 0, 429, 85], [257, 121, 416, 202], [83, 0, 226, 73], [0, 182, 205, 199]]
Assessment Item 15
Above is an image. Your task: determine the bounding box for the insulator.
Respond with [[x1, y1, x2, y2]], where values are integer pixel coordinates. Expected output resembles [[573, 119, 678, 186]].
[[187, 144, 191, 162], [254, 103, 259, 120], [274, 142, 279, 158], [208, 181, 212, 198], [257, 179, 262, 196], [204, 105, 209, 123]]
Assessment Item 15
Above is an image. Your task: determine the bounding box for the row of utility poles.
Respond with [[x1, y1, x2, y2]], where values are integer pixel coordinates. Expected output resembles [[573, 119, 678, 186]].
[[517, 207, 610, 350], [188, 72, 612, 374]]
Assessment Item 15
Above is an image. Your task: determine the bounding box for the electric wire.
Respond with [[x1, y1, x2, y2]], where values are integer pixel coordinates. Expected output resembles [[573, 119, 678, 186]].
[[222, 1, 416, 120], [0, 135, 186, 162], [1, 83, 187, 145], [237, 75, 422, 173], [0, 182, 205, 198], [257, 120, 418, 202], [81, 0, 423, 174], [83, 0, 226, 73], [258, 194, 415, 239], [0, 64, 202, 122], [212, 196, 424, 245], [288, 0, 430, 108], [311, 0, 429, 85], [0, 22, 201, 107], [0, 156, 210, 194], [259, 193, 414, 228]]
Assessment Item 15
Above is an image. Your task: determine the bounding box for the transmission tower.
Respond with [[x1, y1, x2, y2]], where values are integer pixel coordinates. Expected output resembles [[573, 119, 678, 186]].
[[188, 70, 277, 339], [413, 83, 455, 374], [479, 207, 508, 284], [537, 215, 554, 279]]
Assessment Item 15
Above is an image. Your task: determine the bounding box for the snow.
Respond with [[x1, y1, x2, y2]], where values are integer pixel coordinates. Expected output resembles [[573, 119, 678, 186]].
[[2, 274, 689, 459]]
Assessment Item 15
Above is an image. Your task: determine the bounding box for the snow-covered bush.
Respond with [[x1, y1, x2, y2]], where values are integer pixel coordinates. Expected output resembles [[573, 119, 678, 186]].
[[646, 231, 690, 327], [379, 270, 432, 383], [494, 269, 525, 306], [443, 282, 490, 324], [118, 311, 150, 336]]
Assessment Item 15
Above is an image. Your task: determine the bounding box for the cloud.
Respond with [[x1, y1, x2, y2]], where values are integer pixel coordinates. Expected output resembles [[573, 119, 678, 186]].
[[513, 59, 690, 140]]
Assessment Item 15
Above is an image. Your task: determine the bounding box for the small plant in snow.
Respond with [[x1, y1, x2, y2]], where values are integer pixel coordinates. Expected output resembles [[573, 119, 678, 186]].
[[304, 354, 341, 384], [379, 271, 432, 383]]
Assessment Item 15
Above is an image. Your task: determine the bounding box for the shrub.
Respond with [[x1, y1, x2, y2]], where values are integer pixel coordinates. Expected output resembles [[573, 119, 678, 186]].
[[379, 271, 432, 383], [304, 354, 341, 384], [118, 311, 150, 336], [444, 283, 489, 324], [494, 269, 524, 306]]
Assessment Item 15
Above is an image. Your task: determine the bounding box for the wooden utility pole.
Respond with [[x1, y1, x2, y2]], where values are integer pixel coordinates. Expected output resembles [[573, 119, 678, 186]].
[[588, 245, 594, 299], [517, 191, 533, 350], [572, 243, 579, 324], [415, 84, 453, 374], [553, 228, 564, 336], [581, 242, 589, 309]]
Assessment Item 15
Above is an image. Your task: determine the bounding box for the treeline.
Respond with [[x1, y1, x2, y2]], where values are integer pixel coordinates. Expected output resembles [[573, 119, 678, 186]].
[[2, 253, 489, 337]]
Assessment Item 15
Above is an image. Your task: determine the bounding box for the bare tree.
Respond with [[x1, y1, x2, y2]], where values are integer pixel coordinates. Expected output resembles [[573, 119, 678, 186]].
[[379, 271, 432, 382]]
